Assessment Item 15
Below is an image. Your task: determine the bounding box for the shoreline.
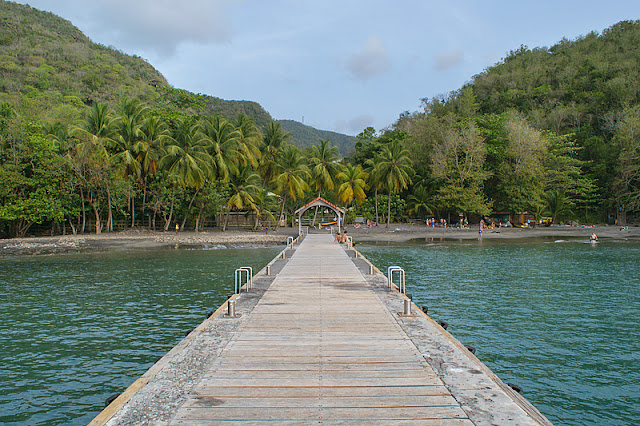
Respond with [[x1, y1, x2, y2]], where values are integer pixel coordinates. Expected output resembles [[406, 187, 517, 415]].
[[346, 223, 640, 242], [1, 224, 638, 256]]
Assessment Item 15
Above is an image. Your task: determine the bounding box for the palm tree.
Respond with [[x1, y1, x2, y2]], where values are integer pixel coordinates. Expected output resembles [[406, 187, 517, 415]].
[[223, 165, 262, 231], [160, 117, 212, 190], [160, 117, 213, 230], [138, 115, 171, 219], [406, 187, 433, 218], [336, 164, 368, 209], [111, 98, 148, 227], [235, 114, 263, 168], [375, 140, 413, 227], [544, 190, 573, 224], [272, 145, 310, 228], [72, 102, 117, 233], [201, 115, 242, 181], [309, 139, 343, 224], [364, 156, 383, 224], [259, 122, 291, 187]]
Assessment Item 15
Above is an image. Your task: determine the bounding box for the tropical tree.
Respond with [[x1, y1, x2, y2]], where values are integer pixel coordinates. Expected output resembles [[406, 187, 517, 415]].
[[159, 117, 212, 229], [272, 145, 309, 228], [72, 102, 117, 233], [259, 122, 291, 186], [431, 121, 491, 217], [363, 156, 383, 223], [374, 139, 413, 227], [138, 115, 171, 216], [309, 139, 343, 223], [336, 164, 368, 208], [235, 114, 263, 168], [111, 98, 148, 227], [223, 165, 262, 231], [544, 190, 573, 223], [201, 115, 241, 181], [406, 187, 434, 218], [160, 117, 211, 190]]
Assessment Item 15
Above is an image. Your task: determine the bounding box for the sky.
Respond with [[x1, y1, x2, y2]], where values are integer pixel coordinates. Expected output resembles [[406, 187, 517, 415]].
[[13, 0, 640, 135]]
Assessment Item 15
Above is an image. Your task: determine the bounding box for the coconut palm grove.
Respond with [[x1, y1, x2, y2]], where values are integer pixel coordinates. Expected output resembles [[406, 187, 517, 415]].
[[1, 2, 640, 238]]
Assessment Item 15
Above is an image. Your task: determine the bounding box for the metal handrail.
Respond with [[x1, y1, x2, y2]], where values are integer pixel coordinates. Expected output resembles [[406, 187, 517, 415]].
[[287, 236, 294, 249], [234, 267, 253, 294], [387, 266, 405, 293]]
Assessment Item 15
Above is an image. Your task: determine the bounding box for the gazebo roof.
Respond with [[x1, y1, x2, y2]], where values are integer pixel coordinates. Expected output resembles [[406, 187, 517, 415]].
[[294, 196, 344, 216]]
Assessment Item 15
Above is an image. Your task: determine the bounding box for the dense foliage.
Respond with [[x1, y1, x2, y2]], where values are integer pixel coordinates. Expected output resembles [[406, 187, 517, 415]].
[[1, 2, 638, 237], [386, 21, 640, 223]]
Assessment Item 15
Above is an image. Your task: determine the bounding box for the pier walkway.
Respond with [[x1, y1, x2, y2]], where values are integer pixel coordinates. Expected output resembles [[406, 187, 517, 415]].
[[97, 234, 551, 425]]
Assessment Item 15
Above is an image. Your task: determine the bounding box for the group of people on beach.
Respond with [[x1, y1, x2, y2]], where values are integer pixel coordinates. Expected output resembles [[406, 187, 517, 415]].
[[334, 230, 348, 244]]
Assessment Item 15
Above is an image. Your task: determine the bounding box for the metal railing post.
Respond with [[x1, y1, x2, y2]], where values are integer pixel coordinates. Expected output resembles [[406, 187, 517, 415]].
[[387, 266, 406, 293]]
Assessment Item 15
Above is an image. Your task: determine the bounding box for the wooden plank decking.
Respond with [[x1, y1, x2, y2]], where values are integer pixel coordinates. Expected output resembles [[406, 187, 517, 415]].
[[170, 234, 472, 424], [98, 233, 551, 425]]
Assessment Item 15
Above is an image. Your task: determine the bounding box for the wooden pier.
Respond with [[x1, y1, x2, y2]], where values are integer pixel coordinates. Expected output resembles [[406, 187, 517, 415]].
[[93, 234, 551, 425]]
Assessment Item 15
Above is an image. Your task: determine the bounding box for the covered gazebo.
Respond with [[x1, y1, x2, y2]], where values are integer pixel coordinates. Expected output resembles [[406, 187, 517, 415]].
[[294, 196, 345, 235]]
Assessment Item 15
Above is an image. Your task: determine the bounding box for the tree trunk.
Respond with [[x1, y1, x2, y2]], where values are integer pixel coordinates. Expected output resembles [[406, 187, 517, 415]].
[[91, 201, 102, 234], [80, 186, 86, 234], [181, 188, 200, 230], [106, 183, 113, 232], [67, 219, 77, 235], [386, 192, 392, 228], [253, 211, 260, 231], [164, 199, 174, 231], [131, 189, 135, 228], [142, 177, 148, 219], [223, 209, 231, 232], [375, 187, 379, 224], [195, 203, 204, 232], [312, 205, 319, 227], [277, 194, 287, 230]]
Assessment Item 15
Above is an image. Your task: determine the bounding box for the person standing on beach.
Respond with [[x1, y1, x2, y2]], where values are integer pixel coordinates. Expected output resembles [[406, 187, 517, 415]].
[[479, 219, 484, 239], [175, 223, 179, 234]]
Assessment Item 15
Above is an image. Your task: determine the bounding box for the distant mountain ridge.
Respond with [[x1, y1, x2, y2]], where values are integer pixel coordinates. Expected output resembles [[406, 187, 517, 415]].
[[0, 0, 354, 152], [277, 119, 356, 156]]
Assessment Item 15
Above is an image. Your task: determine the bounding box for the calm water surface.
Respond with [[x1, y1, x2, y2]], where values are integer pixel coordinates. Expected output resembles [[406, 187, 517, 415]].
[[0, 245, 282, 425], [357, 237, 640, 426]]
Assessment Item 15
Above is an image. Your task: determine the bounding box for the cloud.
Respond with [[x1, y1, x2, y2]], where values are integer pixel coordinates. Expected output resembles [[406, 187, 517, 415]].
[[434, 50, 464, 71], [335, 115, 374, 134], [37, 0, 239, 57], [345, 35, 392, 81]]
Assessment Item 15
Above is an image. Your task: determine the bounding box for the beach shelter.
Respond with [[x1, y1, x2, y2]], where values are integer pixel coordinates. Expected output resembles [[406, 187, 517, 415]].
[[294, 196, 345, 235]]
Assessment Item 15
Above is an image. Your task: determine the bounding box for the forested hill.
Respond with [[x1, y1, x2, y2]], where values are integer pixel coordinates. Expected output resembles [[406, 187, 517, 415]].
[[0, 1, 350, 147], [278, 119, 356, 156], [0, 1, 166, 117], [394, 20, 640, 219]]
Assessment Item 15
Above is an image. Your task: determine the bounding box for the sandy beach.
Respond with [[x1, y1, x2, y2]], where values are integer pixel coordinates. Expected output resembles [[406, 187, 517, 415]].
[[0, 224, 638, 256]]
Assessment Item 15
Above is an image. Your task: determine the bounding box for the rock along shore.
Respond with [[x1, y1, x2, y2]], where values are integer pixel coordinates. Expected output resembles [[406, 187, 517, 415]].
[[1, 223, 638, 256]]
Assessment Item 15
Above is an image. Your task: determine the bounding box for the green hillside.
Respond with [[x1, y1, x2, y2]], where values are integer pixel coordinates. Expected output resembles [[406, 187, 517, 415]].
[[0, 1, 351, 149], [278, 119, 356, 156], [386, 20, 640, 221], [0, 1, 166, 123]]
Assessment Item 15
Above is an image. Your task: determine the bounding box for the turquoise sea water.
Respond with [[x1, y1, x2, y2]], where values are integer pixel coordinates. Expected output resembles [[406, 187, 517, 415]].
[[357, 237, 640, 426], [0, 245, 282, 425], [1, 239, 638, 425]]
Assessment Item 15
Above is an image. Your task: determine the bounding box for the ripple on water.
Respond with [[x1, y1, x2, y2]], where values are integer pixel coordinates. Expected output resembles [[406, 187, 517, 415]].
[[0, 245, 282, 425]]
